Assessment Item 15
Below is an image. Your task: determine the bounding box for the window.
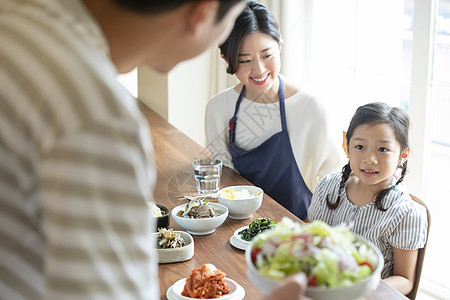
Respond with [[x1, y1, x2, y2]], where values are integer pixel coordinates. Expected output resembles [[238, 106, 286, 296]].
[[298, 0, 408, 128], [421, 0, 450, 297], [431, 0, 450, 147]]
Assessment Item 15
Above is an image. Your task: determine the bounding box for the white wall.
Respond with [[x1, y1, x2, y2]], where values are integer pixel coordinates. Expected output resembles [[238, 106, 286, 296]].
[[138, 67, 169, 121], [117, 68, 138, 98], [167, 51, 212, 147], [138, 47, 237, 148], [138, 51, 213, 147]]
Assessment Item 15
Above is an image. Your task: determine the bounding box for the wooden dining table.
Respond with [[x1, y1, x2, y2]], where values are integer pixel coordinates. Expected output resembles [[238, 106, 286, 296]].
[[139, 103, 407, 300]]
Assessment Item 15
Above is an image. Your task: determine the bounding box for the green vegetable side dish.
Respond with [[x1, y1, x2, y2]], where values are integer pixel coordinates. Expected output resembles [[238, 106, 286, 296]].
[[251, 218, 378, 288], [238, 217, 275, 241]]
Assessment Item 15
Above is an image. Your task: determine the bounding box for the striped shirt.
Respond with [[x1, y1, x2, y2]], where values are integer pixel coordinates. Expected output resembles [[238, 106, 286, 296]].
[[308, 172, 428, 279], [0, 0, 158, 299]]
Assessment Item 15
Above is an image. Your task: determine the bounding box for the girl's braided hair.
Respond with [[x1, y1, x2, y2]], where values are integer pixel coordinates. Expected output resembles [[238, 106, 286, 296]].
[[326, 102, 410, 211]]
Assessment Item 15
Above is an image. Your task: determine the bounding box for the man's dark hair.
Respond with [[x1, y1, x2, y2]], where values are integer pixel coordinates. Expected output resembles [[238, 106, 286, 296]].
[[112, 0, 244, 22]]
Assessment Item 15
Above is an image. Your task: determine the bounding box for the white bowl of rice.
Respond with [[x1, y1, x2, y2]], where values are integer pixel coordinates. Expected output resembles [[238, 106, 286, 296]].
[[218, 185, 263, 219]]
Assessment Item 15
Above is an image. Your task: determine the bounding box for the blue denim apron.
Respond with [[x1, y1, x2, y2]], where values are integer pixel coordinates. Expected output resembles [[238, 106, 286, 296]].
[[228, 76, 312, 219]]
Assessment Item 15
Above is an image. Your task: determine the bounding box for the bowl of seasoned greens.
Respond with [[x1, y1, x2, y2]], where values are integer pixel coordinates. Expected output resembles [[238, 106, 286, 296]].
[[245, 218, 383, 300], [153, 228, 194, 263], [230, 218, 276, 250], [172, 200, 228, 235]]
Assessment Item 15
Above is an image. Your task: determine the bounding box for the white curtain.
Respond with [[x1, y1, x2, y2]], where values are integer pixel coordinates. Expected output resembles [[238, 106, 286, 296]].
[[207, 47, 239, 100]]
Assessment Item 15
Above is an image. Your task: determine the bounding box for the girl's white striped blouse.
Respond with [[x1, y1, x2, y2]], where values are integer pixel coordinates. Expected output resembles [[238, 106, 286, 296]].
[[308, 172, 428, 279]]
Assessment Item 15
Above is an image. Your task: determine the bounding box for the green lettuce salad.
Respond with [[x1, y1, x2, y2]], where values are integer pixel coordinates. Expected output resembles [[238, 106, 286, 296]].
[[250, 218, 378, 288]]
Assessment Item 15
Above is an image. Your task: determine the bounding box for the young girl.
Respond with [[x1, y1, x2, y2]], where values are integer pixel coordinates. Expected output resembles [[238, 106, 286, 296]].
[[308, 102, 428, 295], [205, 1, 345, 219]]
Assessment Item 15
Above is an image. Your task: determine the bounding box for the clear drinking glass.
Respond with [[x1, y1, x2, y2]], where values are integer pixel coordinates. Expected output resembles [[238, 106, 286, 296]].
[[192, 159, 223, 194]]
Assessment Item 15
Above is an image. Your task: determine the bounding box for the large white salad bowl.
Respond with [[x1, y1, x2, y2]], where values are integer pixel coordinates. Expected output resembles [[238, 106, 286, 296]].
[[245, 233, 384, 300]]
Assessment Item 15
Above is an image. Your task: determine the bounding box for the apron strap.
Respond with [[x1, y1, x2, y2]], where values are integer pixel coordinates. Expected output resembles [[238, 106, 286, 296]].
[[277, 76, 287, 132], [229, 85, 246, 143]]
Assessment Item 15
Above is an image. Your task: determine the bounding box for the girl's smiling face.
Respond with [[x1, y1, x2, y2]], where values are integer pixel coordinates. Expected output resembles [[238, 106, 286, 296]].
[[234, 31, 281, 101], [348, 123, 408, 190]]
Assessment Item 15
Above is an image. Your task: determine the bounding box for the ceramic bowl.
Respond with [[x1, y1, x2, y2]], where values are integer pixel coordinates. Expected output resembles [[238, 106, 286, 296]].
[[245, 234, 384, 300], [153, 231, 194, 264], [217, 185, 263, 219], [155, 204, 170, 230], [171, 203, 228, 235], [166, 277, 245, 300]]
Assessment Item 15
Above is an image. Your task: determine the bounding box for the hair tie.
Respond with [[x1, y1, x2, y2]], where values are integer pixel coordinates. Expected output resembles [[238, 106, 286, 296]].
[[337, 187, 344, 197]]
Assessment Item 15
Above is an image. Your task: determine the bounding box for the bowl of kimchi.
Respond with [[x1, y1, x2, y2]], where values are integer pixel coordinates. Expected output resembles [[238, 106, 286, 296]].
[[166, 264, 245, 300]]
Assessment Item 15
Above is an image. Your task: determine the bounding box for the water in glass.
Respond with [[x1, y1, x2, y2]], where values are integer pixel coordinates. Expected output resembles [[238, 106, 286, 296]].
[[193, 159, 222, 194]]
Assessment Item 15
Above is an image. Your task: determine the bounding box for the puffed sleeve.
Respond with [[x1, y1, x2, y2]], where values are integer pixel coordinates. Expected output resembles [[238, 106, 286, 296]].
[[388, 201, 428, 250]]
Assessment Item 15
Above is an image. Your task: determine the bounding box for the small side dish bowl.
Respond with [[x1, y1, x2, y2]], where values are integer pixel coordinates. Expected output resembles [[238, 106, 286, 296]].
[[171, 203, 229, 235], [156, 204, 170, 230], [218, 185, 263, 219], [153, 231, 194, 264], [245, 233, 383, 300], [229, 226, 252, 251]]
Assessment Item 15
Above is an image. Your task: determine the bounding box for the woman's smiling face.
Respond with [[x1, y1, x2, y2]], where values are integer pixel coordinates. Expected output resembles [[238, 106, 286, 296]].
[[234, 31, 281, 100]]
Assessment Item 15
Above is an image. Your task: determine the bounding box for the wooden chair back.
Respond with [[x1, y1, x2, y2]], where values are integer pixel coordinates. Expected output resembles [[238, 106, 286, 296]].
[[343, 131, 348, 156], [406, 194, 431, 300]]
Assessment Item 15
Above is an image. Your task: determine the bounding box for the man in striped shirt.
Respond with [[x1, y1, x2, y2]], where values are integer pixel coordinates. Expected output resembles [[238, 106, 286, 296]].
[[0, 0, 245, 299]]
